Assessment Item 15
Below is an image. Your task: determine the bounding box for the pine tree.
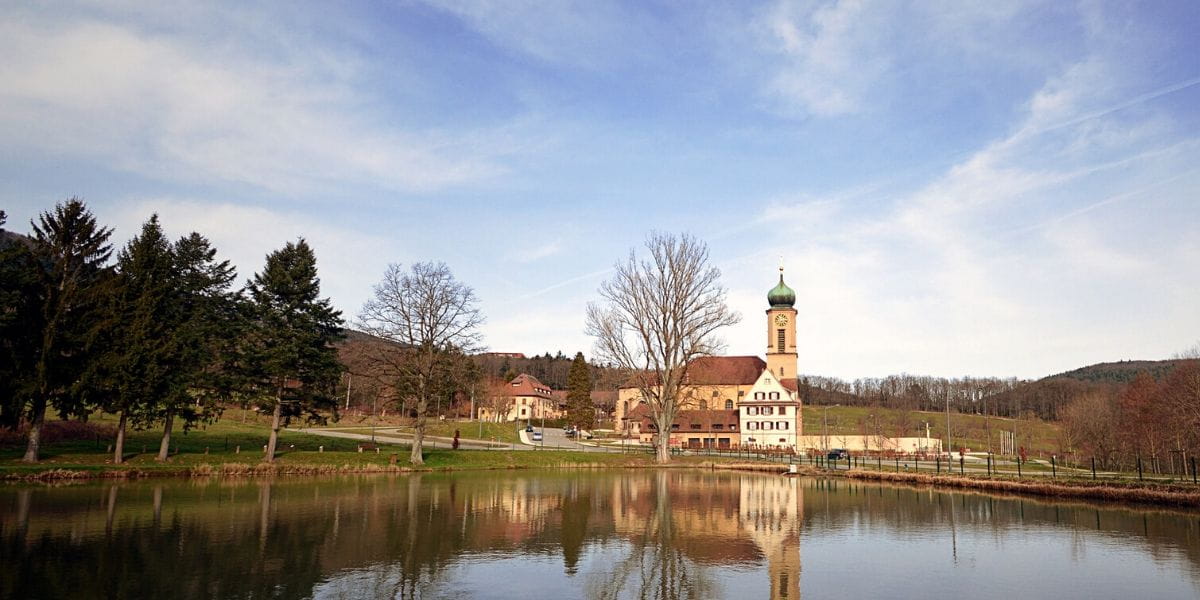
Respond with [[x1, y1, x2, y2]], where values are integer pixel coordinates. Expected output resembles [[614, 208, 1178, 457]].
[[244, 239, 343, 463], [22, 199, 114, 462], [0, 212, 41, 429], [566, 352, 595, 430], [153, 232, 239, 461], [103, 215, 178, 463]]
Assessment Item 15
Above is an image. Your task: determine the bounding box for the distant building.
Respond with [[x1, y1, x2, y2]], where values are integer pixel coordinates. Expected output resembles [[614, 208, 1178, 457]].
[[477, 373, 561, 422]]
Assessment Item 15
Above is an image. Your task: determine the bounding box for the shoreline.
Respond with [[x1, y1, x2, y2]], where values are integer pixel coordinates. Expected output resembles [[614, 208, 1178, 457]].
[[5, 458, 1199, 509]]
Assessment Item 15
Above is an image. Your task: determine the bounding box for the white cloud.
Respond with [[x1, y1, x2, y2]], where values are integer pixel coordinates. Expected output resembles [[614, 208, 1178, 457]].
[[760, 0, 889, 116], [739, 57, 1200, 378], [0, 12, 514, 195], [106, 198, 399, 318], [422, 0, 646, 70]]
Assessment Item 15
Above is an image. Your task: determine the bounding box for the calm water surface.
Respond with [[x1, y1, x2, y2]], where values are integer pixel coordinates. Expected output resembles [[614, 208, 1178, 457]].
[[2, 470, 1198, 599]]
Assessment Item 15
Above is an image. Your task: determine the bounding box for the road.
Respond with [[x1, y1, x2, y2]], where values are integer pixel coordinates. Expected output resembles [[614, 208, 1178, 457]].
[[302, 426, 614, 453]]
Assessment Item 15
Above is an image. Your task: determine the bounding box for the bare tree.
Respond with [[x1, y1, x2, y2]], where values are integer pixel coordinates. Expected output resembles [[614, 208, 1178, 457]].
[[357, 262, 483, 465], [586, 233, 740, 463]]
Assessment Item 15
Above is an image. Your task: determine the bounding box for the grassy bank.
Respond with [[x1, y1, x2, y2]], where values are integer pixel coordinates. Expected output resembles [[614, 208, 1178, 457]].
[[0, 447, 756, 481], [834, 468, 1200, 508]]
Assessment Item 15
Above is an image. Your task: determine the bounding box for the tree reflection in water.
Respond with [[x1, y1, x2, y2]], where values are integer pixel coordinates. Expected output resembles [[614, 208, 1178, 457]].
[[3, 471, 1199, 599]]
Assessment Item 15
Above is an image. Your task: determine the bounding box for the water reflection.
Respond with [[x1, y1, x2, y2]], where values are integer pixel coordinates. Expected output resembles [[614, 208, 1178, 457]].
[[1, 472, 1198, 599]]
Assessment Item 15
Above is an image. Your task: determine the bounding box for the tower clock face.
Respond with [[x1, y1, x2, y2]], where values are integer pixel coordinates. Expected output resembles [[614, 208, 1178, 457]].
[[774, 314, 788, 326]]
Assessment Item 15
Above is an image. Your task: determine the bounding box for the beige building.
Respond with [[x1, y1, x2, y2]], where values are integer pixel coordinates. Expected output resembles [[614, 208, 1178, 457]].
[[478, 373, 561, 422]]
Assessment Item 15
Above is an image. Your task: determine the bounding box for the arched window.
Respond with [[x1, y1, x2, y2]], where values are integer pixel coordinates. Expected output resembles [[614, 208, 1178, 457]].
[[724, 399, 733, 410], [699, 400, 708, 410]]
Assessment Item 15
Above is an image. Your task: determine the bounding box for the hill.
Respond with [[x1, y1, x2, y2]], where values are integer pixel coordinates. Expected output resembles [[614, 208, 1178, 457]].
[[1048, 359, 1188, 384], [987, 359, 1187, 421]]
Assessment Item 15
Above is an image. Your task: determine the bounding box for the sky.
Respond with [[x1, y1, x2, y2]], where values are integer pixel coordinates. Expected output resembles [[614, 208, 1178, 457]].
[[2, 1, 1198, 381]]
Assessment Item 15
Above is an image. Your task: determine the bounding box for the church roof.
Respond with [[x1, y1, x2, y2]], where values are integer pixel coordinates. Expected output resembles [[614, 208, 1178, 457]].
[[619, 356, 766, 389], [685, 356, 766, 385]]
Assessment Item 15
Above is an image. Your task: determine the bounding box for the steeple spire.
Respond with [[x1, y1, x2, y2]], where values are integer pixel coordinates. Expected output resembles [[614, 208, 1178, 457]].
[[767, 266, 795, 308]]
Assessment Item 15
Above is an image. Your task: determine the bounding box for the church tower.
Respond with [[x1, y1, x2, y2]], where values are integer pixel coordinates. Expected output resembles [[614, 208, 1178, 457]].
[[765, 267, 798, 381]]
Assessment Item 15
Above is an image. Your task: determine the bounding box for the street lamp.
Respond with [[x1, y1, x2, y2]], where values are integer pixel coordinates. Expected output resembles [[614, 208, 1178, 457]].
[[823, 404, 838, 454]]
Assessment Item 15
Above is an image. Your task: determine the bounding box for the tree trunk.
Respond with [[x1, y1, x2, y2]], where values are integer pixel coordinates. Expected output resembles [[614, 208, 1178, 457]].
[[157, 410, 174, 462], [113, 411, 127, 464], [656, 424, 671, 463], [410, 396, 427, 465], [22, 405, 45, 463], [265, 397, 282, 463]]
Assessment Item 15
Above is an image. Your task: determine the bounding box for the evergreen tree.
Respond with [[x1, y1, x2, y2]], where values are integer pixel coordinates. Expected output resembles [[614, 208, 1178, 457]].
[[103, 215, 178, 463], [21, 199, 114, 462], [0, 212, 41, 429], [566, 352, 595, 430], [153, 232, 239, 461], [244, 239, 343, 462]]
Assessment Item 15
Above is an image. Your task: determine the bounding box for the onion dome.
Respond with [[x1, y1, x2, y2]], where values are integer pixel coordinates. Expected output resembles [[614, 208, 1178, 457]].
[[767, 268, 795, 308]]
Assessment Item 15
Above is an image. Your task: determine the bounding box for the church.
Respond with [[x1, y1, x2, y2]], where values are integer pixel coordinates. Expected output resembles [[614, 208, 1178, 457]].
[[615, 268, 805, 451]]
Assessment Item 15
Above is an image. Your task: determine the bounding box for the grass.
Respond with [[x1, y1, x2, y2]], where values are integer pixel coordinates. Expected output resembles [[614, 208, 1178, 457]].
[[319, 421, 522, 445], [801, 405, 1063, 456], [0, 411, 729, 479]]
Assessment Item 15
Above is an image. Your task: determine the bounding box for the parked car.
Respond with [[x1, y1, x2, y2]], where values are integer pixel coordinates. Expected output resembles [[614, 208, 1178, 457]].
[[525, 424, 534, 433], [827, 448, 849, 460], [532, 431, 543, 442], [564, 426, 577, 438]]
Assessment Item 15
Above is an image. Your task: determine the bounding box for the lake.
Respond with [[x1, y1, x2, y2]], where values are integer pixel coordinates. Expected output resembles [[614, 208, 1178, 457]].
[[2, 470, 1198, 599]]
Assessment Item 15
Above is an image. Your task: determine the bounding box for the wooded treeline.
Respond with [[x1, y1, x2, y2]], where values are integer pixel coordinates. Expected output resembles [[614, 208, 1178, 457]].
[[800, 359, 1195, 423], [472, 352, 625, 391], [0, 200, 345, 463], [1059, 360, 1200, 472]]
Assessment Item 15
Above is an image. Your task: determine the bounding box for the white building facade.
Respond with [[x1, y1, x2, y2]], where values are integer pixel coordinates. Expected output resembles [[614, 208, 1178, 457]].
[[738, 369, 801, 449]]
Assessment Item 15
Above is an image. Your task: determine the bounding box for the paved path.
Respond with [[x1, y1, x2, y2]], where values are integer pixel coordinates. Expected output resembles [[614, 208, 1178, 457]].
[[302, 426, 614, 453], [300, 428, 523, 450]]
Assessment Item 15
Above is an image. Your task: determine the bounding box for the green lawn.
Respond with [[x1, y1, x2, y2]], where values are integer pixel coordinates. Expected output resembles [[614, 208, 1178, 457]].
[[801, 405, 1063, 456]]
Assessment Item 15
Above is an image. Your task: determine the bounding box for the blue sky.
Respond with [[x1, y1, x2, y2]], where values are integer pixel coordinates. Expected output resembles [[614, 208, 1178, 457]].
[[2, 1, 1198, 380]]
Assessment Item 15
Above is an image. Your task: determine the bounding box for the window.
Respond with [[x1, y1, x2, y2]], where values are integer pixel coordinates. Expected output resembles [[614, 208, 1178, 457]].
[[711, 390, 719, 397], [746, 406, 758, 416], [769, 392, 779, 400], [713, 424, 724, 430], [778, 406, 786, 415], [763, 422, 774, 430], [730, 424, 738, 430], [738, 390, 745, 397], [671, 424, 679, 430], [747, 422, 758, 430], [724, 399, 733, 410], [699, 400, 708, 410], [777, 328, 785, 352], [763, 406, 773, 416], [754, 392, 764, 400], [690, 423, 701, 430], [779, 422, 789, 430], [779, 438, 787, 444]]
